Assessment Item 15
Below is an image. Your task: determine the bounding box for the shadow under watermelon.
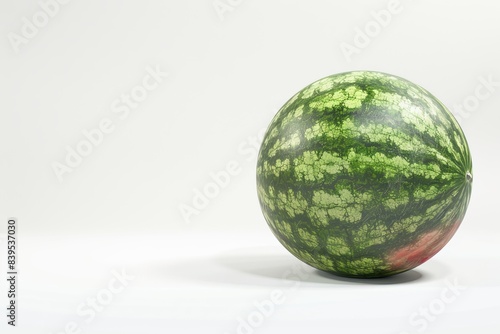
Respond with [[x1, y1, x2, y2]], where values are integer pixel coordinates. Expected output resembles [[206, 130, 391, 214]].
[[164, 247, 452, 287], [212, 252, 443, 286]]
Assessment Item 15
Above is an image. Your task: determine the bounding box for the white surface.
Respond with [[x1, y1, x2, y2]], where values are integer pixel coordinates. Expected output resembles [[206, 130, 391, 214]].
[[1, 0, 500, 333], [2, 232, 500, 334]]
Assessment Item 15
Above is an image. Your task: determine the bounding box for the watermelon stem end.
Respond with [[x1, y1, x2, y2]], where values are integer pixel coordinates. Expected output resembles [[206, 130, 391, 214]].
[[466, 172, 473, 183]]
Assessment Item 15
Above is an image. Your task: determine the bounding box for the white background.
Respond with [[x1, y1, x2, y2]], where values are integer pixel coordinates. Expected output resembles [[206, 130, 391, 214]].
[[1, 0, 500, 333]]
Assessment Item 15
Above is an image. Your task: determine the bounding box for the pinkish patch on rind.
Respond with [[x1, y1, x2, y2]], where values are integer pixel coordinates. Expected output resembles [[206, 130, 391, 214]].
[[387, 221, 461, 271]]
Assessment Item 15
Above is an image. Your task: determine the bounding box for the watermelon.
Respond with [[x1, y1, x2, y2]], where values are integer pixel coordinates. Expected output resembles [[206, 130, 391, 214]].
[[256, 71, 472, 278]]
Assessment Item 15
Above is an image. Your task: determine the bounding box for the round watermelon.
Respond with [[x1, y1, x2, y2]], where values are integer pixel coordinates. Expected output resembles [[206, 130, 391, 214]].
[[256, 71, 472, 278]]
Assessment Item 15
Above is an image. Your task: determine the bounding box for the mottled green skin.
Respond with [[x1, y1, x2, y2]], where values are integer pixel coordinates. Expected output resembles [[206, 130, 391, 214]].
[[256, 71, 472, 278]]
